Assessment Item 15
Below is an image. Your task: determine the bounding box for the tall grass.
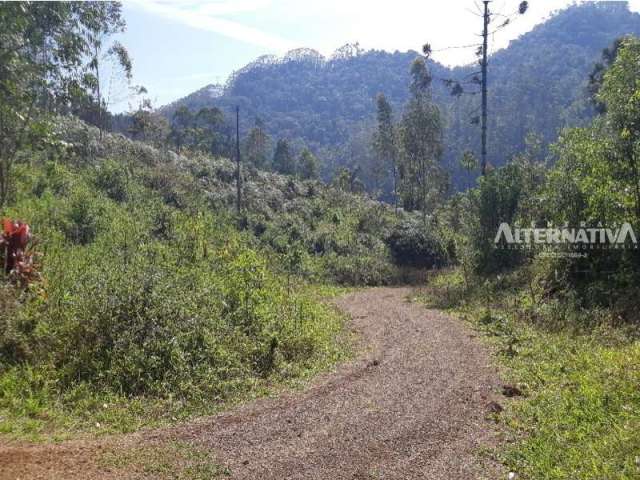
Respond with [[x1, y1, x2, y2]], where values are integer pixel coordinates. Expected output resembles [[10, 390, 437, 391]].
[[420, 268, 640, 480], [0, 154, 345, 439]]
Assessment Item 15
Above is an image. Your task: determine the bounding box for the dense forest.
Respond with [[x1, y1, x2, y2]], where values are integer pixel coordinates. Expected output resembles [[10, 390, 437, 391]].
[[1, 2, 640, 480], [163, 2, 640, 194]]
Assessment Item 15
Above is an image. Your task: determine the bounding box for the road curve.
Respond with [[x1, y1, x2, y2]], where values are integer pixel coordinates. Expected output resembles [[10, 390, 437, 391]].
[[1, 287, 503, 480]]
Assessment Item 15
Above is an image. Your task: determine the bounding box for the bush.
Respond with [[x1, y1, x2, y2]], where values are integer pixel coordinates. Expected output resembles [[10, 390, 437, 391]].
[[386, 218, 445, 268], [322, 250, 397, 286], [60, 187, 105, 245], [472, 164, 529, 274], [94, 159, 130, 202], [0, 144, 346, 434]]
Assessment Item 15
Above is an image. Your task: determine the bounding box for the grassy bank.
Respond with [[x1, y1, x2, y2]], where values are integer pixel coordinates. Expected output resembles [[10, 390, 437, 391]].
[[0, 134, 351, 441], [419, 268, 640, 480]]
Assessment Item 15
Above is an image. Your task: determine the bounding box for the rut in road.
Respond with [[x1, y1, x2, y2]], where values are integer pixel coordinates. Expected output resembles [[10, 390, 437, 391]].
[[0, 287, 504, 480]]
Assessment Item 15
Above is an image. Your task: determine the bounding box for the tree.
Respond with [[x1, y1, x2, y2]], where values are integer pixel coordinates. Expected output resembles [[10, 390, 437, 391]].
[[169, 106, 194, 152], [298, 148, 319, 180], [167, 106, 228, 156], [83, 2, 129, 136], [398, 58, 445, 219], [459, 150, 478, 189], [244, 120, 271, 169], [27, 2, 81, 112], [374, 93, 398, 210], [543, 38, 640, 282], [0, 3, 40, 206], [332, 167, 365, 193], [595, 37, 640, 223], [588, 38, 624, 114], [273, 139, 296, 175], [195, 107, 225, 155], [0, 2, 131, 206], [129, 98, 169, 147]]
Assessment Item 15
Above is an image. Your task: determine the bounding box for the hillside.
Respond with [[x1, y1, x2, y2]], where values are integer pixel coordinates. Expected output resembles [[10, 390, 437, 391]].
[[163, 2, 640, 190], [4, 3, 640, 479], [0, 113, 429, 438]]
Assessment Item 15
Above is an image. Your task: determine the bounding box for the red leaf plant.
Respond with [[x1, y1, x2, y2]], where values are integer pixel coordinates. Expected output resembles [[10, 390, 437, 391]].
[[0, 218, 41, 287]]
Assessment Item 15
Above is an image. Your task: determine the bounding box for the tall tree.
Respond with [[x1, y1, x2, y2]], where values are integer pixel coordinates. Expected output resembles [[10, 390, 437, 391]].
[[83, 2, 129, 136], [244, 119, 271, 169], [169, 106, 194, 152], [0, 3, 40, 206], [374, 93, 398, 210], [298, 148, 320, 180], [0, 2, 130, 206], [129, 98, 169, 147], [273, 139, 296, 175], [598, 37, 640, 223], [332, 166, 365, 193], [195, 107, 225, 155], [398, 58, 445, 219]]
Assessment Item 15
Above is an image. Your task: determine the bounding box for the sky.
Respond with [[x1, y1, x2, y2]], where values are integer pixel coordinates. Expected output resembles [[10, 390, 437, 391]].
[[112, 0, 640, 112]]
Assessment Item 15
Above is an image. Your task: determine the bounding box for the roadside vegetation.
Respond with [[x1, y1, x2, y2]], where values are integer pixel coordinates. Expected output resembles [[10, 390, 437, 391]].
[[417, 37, 640, 479], [0, 119, 351, 438], [0, 2, 442, 440], [420, 268, 640, 479], [99, 440, 229, 479]]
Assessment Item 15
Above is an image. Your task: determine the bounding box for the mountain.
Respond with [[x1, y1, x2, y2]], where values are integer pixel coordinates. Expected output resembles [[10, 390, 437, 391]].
[[162, 2, 640, 191]]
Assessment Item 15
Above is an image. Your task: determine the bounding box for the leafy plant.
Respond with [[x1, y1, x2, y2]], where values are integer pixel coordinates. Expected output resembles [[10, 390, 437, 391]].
[[0, 219, 40, 287]]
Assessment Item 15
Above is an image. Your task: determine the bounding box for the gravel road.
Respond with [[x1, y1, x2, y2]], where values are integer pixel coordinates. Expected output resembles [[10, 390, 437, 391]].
[[1, 287, 503, 480]]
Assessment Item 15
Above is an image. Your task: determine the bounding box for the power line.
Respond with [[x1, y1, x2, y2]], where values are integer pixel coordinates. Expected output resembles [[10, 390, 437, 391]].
[[432, 42, 482, 53]]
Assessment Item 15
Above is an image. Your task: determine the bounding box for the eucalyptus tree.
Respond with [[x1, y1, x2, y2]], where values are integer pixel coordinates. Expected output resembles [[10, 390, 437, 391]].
[[298, 148, 320, 180], [0, 1, 130, 205], [398, 58, 445, 219], [244, 119, 271, 169], [374, 93, 398, 210]]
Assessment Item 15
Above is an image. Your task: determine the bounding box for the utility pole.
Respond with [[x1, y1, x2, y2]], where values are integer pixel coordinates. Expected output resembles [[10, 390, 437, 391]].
[[428, 1, 527, 176], [235, 106, 242, 214], [481, 0, 489, 176]]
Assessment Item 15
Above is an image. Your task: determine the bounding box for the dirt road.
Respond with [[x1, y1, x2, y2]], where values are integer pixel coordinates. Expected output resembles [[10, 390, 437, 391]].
[[1, 287, 503, 479]]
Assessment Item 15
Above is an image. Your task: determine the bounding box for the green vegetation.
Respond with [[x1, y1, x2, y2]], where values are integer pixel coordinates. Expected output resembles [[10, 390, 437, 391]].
[[100, 440, 230, 479], [418, 37, 640, 479], [0, 1, 440, 437], [0, 118, 353, 439], [420, 268, 640, 480], [164, 3, 640, 193], [2, 2, 640, 478], [0, 9, 438, 435]]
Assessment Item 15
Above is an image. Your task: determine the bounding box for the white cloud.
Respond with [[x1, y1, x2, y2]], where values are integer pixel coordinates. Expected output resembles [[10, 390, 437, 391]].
[[197, 0, 273, 16], [129, 0, 295, 52], [127, 0, 640, 67]]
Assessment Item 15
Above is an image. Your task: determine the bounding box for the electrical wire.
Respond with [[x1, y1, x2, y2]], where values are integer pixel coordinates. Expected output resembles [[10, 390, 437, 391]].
[[431, 43, 482, 53]]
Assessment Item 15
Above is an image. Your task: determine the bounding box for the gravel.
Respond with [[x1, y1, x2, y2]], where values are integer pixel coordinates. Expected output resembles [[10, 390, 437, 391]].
[[0, 287, 504, 480]]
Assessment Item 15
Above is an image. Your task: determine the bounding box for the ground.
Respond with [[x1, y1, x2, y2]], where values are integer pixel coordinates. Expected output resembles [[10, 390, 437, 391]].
[[0, 287, 505, 480]]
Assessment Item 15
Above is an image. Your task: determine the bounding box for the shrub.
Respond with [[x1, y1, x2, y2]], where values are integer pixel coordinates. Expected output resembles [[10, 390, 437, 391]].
[[0, 154, 344, 417], [386, 218, 445, 268], [94, 159, 130, 202], [59, 188, 103, 245]]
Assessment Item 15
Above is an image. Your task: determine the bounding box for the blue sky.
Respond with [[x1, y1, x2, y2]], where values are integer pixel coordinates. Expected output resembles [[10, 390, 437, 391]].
[[112, 0, 640, 112]]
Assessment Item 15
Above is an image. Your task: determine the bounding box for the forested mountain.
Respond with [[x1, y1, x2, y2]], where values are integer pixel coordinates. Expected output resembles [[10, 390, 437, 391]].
[[162, 2, 640, 191]]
